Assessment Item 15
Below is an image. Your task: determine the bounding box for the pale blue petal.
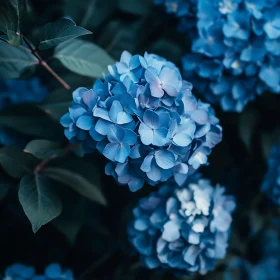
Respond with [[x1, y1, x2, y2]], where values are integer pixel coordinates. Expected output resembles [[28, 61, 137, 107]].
[[109, 100, 123, 123], [143, 110, 159, 128], [141, 154, 154, 172], [60, 113, 72, 128], [76, 115, 93, 130], [173, 133, 192, 147], [155, 150, 176, 169], [115, 143, 130, 163], [103, 143, 119, 161], [95, 119, 112, 135], [153, 128, 169, 146], [93, 107, 110, 121], [108, 125, 125, 143], [139, 123, 153, 145]]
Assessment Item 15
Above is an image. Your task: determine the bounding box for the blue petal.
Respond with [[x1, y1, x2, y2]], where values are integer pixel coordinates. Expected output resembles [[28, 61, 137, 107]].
[[95, 119, 112, 135], [123, 129, 137, 145], [183, 245, 201, 266], [153, 128, 168, 146], [60, 113, 72, 127], [93, 107, 110, 121], [45, 263, 62, 278], [141, 154, 154, 172], [69, 105, 87, 122], [120, 50, 132, 65], [146, 162, 162, 182], [103, 143, 119, 161], [115, 143, 130, 163], [89, 127, 104, 141], [107, 125, 125, 143], [259, 66, 280, 87], [162, 221, 180, 242], [109, 100, 123, 123], [128, 178, 144, 192], [173, 133, 192, 147], [139, 123, 153, 145], [76, 115, 93, 130], [191, 109, 209, 125], [155, 150, 176, 169], [82, 89, 97, 109], [143, 110, 159, 128]]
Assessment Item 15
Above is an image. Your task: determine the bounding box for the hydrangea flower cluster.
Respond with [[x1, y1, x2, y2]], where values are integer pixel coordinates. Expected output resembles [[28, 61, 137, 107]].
[[226, 225, 280, 279], [261, 142, 280, 206], [153, 0, 197, 36], [0, 78, 48, 110], [61, 51, 222, 191], [128, 177, 236, 275], [183, 0, 280, 112], [3, 263, 74, 280]]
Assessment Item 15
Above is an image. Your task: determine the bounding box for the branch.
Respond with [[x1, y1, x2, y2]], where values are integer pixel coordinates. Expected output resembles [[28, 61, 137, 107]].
[[20, 34, 71, 90]]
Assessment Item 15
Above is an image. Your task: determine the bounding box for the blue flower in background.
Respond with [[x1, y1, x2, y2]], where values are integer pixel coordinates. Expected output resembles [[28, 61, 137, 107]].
[[225, 224, 280, 280], [153, 0, 197, 37], [61, 51, 223, 191], [0, 78, 47, 147], [128, 176, 236, 276], [181, 0, 280, 112], [0, 78, 48, 110], [3, 263, 74, 280], [261, 142, 280, 206]]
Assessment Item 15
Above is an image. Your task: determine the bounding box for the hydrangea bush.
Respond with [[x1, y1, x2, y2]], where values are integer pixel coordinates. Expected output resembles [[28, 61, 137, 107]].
[[61, 51, 223, 191], [3, 263, 74, 280], [128, 177, 236, 275], [179, 0, 280, 112], [261, 142, 280, 206], [0, 78, 48, 110]]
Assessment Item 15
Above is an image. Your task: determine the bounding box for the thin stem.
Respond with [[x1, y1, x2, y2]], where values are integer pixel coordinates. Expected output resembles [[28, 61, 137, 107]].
[[20, 34, 71, 90]]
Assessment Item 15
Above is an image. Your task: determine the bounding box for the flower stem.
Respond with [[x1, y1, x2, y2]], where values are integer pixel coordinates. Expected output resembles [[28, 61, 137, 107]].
[[20, 34, 71, 90]]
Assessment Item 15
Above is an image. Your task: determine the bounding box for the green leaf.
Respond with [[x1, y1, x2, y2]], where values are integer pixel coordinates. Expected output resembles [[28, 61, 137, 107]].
[[0, 179, 11, 200], [18, 174, 63, 233], [43, 167, 107, 206], [64, 0, 117, 30], [0, 41, 38, 79], [118, 0, 151, 15], [38, 18, 92, 50], [0, 0, 26, 45], [0, 146, 39, 178], [0, 105, 64, 141], [24, 140, 66, 160], [54, 39, 114, 78]]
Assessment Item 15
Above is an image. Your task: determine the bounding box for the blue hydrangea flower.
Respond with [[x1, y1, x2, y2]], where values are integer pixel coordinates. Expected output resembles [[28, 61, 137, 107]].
[[153, 0, 197, 37], [3, 263, 74, 280], [61, 51, 223, 191], [183, 0, 280, 112], [128, 177, 236, 275], [0, 78, 48, 110], [261, 142, 280, 206], [225, 225, 280, 280]]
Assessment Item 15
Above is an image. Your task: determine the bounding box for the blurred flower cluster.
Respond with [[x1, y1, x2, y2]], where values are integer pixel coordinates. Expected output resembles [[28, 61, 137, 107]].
[[61, 51, 222, 191], [3, 263, 74, 280], [0, 78, 47, 110], [153, 0, 197, 36], [262, 142, 280, 206], [156, 0, 280, 112], [0, 78, 47, 147], [128, 176, 236, 275], [226, 222, 280, 279]]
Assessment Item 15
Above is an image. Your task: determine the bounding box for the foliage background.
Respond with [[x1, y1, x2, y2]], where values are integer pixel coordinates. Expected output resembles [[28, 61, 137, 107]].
[[0, 0, 280, 279]]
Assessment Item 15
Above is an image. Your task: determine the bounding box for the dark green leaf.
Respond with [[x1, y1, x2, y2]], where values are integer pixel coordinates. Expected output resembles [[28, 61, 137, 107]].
[[0, 146, 39, 178], [38, 18, 92, 50], [118, 0, 151, 15], [24, 140, 66, 160], [18, 174, 62, 233], [0, 0, 26, 45], [0, 179, 11, 200], [54, 39, 114, 78], [64, 0, 117, 30], [44, 167, 107, 206], [0, 41, 37, 79], [0, 105, 64, 141]]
